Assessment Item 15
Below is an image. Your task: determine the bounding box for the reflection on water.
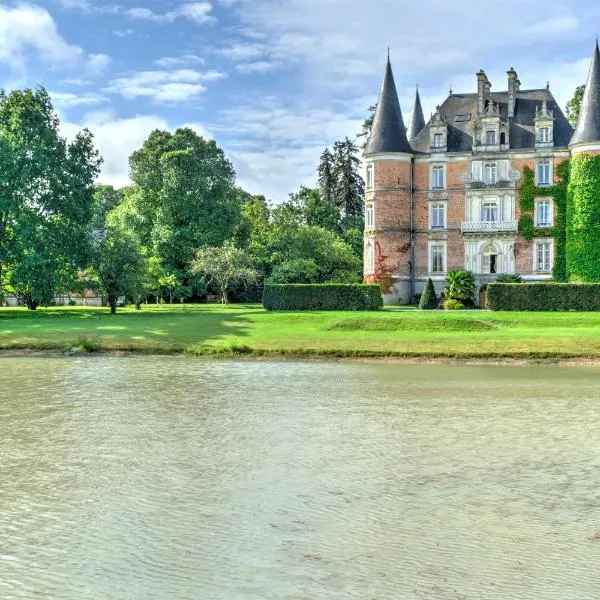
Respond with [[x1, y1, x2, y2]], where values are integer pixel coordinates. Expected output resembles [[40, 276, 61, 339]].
[[1, 357, 600, 599]]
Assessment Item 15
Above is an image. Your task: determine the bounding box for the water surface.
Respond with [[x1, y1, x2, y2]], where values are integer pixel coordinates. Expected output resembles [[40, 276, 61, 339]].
[[1, 357, 600, 599]]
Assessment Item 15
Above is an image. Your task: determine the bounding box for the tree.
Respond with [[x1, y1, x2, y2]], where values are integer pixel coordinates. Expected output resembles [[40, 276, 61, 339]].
[[0, 88, 102, 309], [93, 226, 147, 313], [269, 226, 361, 283], [268, 259, 319, 284], [191, 240, 258, 304], [566, 85, 585, 128], [126, 128, 241, 298], [332, 137, 365, 219], [357, 104, 376, 149], [91, 185, 124, 229], [318, 148, 335, 204], [419, 278, 438, 310]]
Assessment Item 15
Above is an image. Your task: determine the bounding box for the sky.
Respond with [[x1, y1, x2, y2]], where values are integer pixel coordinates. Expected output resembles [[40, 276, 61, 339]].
[[0, 0, 598, 202]]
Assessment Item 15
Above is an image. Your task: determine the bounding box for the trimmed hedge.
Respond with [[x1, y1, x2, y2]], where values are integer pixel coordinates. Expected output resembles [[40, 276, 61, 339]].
[[487, 283, 600, 311], [263, 284, 383, 311]]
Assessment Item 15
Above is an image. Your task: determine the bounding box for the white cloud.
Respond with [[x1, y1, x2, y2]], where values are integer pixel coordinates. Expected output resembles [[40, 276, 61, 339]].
[[236, 61, 277, 73], [0, 4, 110, 74], [62, 111, 213, 188], [216, 42, 266, 61], [154, 54, 205, 68], [106, 69, 226, 103], [50, 91, 109, 108], [126, 2, 216, 24]]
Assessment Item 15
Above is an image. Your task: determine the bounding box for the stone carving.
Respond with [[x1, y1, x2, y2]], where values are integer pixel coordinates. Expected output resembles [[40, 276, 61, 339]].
[[509, 169, 522, 181]]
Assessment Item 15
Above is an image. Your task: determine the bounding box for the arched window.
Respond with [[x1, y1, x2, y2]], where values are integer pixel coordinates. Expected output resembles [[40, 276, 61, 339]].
[[500, 132, 506, 145], [482, 243, 501, 274]]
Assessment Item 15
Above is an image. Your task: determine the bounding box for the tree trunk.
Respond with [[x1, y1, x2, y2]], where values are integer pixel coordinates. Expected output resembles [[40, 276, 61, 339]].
[[25, 296, 38, 311], [108, 294, 117, 314]]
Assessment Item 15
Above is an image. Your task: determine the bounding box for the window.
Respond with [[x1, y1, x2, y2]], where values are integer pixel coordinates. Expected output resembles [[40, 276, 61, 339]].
[[486, 130, 496, 145], [535, 240, 552, 272], [535, 199, 553, 227], [539, 127, 550, 143], [365, 204, 374, 229], [429, 243, 446, 274], [454, 114, 471, 123], [430, 203, 445, 229], [365, 242, 375, 273], [537, 159, 551, 185], [433, 133, 444, 148], [482, 243, 500, 275], [481, 201, 499, 222], [484, 162, 497, 185], [431, 165, 445, 189], [366, 165, 374, 190]]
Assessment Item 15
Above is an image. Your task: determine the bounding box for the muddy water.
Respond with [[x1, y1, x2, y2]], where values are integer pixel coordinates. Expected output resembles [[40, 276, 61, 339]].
[[1, 357, 600, 599]]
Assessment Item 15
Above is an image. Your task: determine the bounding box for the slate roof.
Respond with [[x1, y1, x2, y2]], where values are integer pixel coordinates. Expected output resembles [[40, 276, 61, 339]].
[[571, 41, 600, 146], [364, 59, 412, 155], [410, 89, 573, 154], [406, 86, 426, 141]]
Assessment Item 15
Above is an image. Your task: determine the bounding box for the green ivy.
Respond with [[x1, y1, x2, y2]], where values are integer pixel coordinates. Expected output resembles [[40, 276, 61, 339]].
[[518, 162, 569, 281], [566, 153, 600, 282]]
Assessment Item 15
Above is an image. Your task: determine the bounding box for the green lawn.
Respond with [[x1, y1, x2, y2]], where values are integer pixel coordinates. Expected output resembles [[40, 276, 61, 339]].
[[1, 304, 600, 358]]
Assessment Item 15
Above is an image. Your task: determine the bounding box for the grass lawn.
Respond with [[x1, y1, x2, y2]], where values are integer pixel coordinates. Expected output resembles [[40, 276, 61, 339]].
[[2, 304, 600, 359]]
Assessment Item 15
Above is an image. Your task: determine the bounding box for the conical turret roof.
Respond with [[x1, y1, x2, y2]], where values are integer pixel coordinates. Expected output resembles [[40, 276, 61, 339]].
[[365, 58, 412, 155], [406, 86, 425, 141], [571, 41, 600, 146]]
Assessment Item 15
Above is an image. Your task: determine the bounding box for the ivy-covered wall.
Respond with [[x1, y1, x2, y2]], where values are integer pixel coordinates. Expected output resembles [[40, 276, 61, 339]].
[[517, 161, 569, 281], [566, 153, 600, 282]]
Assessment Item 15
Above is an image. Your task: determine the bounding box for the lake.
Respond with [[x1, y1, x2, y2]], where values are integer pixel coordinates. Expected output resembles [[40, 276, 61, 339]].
[[1, 357, 600, 599]]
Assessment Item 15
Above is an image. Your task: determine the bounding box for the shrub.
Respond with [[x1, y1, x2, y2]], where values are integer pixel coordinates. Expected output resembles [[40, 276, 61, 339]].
[[443, 298, 464, 310], [419, 278, 439, 310], [263, 284, 383, 311], [495, 273, 523, 284], [446, 270, 476, 303], [487, 283, 600, 311]]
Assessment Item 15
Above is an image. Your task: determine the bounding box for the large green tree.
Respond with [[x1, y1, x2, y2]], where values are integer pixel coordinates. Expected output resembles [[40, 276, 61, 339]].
[[332, 137, 365, 219], [0, 88, 101, 308], [126, 128, 241, 297], [92, 225, 147, 313], [91, 185, 124, 229]]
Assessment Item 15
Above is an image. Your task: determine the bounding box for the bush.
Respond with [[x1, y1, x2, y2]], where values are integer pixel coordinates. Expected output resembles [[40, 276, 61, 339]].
[[495, 273, 523, 283], [446, 270, 476, 303], [487, 283, 600, 311], [443, 298, 464, 310], [263, 284, 383, 311], [419, 278, 439, 310]]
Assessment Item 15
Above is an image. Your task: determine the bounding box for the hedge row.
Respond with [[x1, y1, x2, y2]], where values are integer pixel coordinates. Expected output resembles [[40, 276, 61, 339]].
[[263, 284, 383, 311], [487, 283, 600, 311]]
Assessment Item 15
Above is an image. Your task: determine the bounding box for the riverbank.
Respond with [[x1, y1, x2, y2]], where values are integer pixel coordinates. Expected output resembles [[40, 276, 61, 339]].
[[2, 304, 600, 360]]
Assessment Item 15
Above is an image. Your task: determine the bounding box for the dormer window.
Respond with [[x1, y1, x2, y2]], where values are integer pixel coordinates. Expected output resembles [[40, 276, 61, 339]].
[[433, 133, 444, 148], [486, 130, 496, 145], [539, 127, 550, 143], [484, 162, 497, 185]]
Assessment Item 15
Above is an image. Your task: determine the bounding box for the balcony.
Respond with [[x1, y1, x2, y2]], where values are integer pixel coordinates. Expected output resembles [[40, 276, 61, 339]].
[[461, 220, 518, 234]]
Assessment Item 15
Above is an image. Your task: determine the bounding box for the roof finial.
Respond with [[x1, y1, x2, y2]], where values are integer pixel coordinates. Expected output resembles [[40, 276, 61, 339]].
[[387, 46, 390, 62], [546, 80, 550, 90], [449, 85, 453, 95]]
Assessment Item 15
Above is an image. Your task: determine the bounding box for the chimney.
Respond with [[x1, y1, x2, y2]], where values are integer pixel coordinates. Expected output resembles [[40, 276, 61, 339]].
[[477, 70, 491, 115], [507, 67, 519, 118]]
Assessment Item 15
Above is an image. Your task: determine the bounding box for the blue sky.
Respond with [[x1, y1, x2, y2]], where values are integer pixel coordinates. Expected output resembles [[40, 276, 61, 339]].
[[0, 0, 599, 201]]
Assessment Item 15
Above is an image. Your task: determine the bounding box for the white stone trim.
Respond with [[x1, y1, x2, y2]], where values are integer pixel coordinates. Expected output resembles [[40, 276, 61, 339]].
[[569, 142, 600, 154], [413, 149, 570, 164], [364, 152, 413, 162]]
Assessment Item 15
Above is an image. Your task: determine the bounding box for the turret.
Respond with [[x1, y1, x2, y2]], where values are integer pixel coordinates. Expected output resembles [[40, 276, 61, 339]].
[[407, 86, 425, 141], [363, 56, 413, 304], [364, 57, 412, 156], [570, 41, 600, 154]]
